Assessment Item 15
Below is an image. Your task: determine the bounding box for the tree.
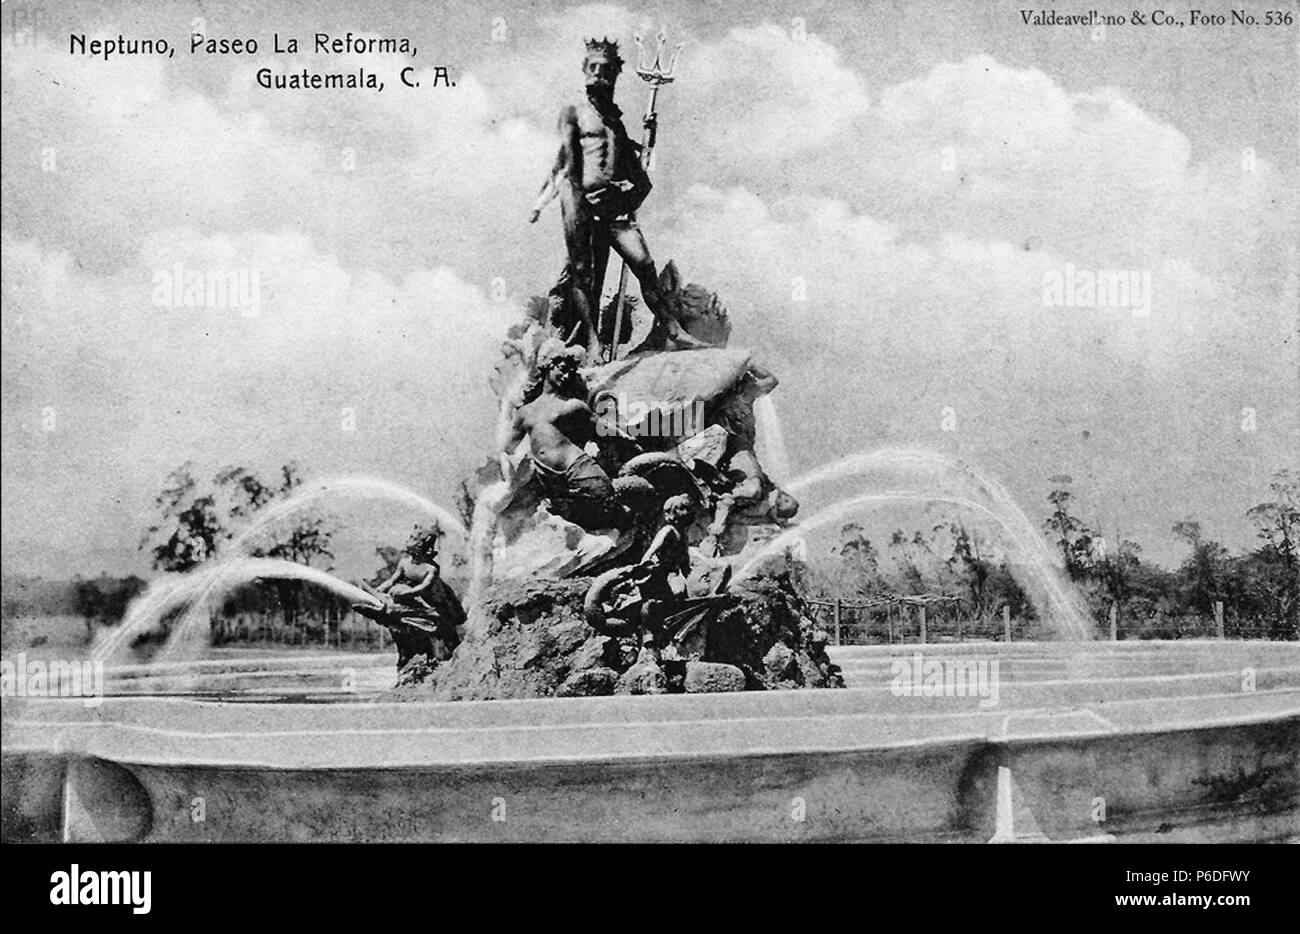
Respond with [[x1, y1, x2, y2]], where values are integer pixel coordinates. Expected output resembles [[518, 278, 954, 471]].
[[1043, 475, 1096, 581], [887, 529, 939, 595], [1248, 469, 1300, 560], [943, 521, 993, 619], [214, 462, 332, 562], [72, 576, 103, 640], [140, 463, 225, 572], [144, 461, 335, 571], [141, 461, 337, 631], [1093, 538, 1144, 612], [830, 522, 883, 596], [984, 560, 1035, 620], [1172, 520, 1231, 616], [214, 462, 335, 630], [1246, 469, 1300, 635], [73, 574, 148, 638], [213, 464, 276, 526]]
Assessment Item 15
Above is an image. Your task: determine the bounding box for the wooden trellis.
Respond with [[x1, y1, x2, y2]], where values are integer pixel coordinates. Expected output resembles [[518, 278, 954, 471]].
[[805, 594, 963, 645]]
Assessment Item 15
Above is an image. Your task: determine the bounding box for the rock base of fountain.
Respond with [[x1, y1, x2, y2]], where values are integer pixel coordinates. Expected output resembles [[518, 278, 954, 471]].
[[389, 570, 843, 701], [386, 265, 839, 700]]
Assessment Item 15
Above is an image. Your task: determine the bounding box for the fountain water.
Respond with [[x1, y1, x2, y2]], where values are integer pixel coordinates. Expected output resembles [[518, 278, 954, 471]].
[[467, 480, 510, 610], [732, 490, 1092, 639], [112, 362, 535, 667], [228, 476, 468, 545], [20, 370, 1295, 845], [753, 395, 791, 483], [465, 370, 536, 609], [93, 558, 381, 663], [90, 576, 195, 663], [729, 446, 1094, 639], [104, 477, 465, 665], [789, 447, 1092, 635]]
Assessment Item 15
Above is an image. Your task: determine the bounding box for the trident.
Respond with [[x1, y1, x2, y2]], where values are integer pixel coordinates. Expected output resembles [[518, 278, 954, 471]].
[[605, 30, 685, 362]]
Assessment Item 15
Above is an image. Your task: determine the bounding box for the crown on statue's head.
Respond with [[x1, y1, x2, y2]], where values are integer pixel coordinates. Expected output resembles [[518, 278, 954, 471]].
[[583, 36, 624, 69]]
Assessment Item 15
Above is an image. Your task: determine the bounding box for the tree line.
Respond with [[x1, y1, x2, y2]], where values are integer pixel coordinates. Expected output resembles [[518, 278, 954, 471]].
[[1042, 469, 1297, 638], [794, 468, 1298, 640], [7, 463, 1295, 642]]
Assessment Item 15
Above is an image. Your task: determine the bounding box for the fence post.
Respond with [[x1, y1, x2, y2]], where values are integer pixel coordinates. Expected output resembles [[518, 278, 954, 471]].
[[1003, 605, 1012, 643], [1214, 601, 1224, 640], [1109, 603, 1118, 642], [918, 604, 927, 644], [833, 598, 842, 646]]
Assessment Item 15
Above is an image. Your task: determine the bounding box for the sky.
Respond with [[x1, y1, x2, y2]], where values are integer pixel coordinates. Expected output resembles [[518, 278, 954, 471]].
[[2, 0, 1297, 579]]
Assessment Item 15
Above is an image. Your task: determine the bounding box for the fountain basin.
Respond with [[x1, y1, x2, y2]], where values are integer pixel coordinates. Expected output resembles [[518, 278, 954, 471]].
[[3, 641, 1297, 842]]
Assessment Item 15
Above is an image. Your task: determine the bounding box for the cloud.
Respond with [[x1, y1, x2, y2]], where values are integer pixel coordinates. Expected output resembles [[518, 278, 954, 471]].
[[656, 179, 1294, 558], [1, 31, 557, 288], [845, 56, 1294, 279], [678, 24, 870, 164], [1, 9, 1295, 574], [1, 229, 505, 565]]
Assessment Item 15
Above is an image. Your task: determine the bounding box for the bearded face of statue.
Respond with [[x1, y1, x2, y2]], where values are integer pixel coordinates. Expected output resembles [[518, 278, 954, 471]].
[[583, 53, 619, 94]]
